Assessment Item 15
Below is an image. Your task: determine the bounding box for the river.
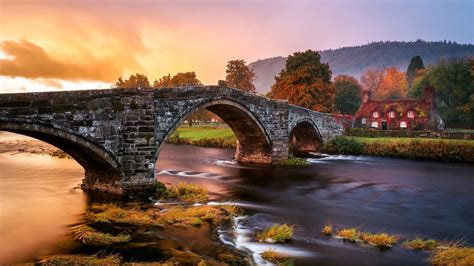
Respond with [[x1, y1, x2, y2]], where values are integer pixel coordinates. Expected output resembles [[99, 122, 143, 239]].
[[0, 132, 473, 265]]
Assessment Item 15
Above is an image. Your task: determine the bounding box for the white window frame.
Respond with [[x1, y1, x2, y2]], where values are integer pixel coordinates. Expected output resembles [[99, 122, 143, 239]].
[[388, 111, 395, 118], [400, 121, 407, 128], [407, 111, 415, 118], [361, 118, 367, 124], [372, 111, 379, 118], [371, 121, 379, 128]]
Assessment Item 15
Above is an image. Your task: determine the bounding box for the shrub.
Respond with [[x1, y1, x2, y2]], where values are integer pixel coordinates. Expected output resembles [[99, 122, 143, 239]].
[[257, 224, 294, 243], [403, 238, 440, 250], [322, 136, 364, 155], [321, 224, 333, 236]]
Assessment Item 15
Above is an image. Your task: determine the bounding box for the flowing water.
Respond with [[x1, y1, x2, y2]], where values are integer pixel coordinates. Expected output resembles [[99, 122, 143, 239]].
[[1, 132, 473, 265]]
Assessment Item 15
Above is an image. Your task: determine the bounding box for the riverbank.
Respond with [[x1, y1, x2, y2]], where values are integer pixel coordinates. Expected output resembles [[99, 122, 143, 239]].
[[322, 136, 474, 162], [166, 125, 474, 162]]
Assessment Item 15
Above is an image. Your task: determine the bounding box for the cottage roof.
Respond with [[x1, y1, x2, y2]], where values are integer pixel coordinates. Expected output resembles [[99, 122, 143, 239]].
[[355, 98, 432, 118]]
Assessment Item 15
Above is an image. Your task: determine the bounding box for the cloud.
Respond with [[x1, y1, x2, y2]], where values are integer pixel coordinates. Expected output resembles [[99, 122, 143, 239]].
[[0, 39, 133, 82]]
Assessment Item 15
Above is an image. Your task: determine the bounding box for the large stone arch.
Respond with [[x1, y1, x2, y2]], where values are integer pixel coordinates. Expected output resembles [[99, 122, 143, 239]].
[[289, 118, 323, 156], [0, 121, 123, 193], [155, 98, 273, 164]]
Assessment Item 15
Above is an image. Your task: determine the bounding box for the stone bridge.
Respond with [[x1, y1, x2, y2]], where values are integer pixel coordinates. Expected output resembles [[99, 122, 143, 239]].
[[0, 86, 342, 196]]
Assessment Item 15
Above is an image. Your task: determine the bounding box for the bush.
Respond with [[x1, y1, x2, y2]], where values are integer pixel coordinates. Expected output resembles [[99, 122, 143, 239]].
[[336, 228, 359, 242], [257, 224, 294, 243], [359, 232, 397, 248], [162, 182, 208, 202], [322, 136, 364, 155], [276, 157, 308, 167]]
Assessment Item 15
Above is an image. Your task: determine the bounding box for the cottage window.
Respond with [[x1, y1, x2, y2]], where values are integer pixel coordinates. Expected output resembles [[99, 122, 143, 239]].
[[400, 121, 407, 128], [361, 118, 367, 124], [372, 111, 379, 118], [407, 111, 415, 118], [371, 121, 378, 128], [388, 111, 395, 118]]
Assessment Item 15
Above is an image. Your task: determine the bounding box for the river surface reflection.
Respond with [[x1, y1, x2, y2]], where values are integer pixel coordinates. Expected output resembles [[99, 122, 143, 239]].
[[1, 132, 473, 265]]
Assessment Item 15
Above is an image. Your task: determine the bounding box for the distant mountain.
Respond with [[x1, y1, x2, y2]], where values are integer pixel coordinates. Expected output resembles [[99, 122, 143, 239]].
[[249, 40, 474, 94]]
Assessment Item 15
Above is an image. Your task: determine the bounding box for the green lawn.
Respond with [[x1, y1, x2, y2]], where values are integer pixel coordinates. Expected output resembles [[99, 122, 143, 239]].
[[172, 125, 235, 141]]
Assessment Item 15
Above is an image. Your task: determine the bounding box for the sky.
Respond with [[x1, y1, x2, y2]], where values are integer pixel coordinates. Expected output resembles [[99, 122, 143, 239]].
[[0, 0, 473, 93]]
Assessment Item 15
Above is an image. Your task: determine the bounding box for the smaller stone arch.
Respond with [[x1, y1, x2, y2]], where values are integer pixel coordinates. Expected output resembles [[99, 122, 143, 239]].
[[289, 119, 323, 156], [156, 99, 273, 164], [0, 121, 123, 193]]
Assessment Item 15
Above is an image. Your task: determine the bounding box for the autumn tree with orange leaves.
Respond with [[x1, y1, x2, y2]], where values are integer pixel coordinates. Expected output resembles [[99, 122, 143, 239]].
[[360, 67, 408, 100], [268, 50, 334, 112]]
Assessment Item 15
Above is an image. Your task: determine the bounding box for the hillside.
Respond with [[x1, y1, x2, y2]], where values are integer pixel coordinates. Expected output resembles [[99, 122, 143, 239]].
[[249, 40, 474, 94]]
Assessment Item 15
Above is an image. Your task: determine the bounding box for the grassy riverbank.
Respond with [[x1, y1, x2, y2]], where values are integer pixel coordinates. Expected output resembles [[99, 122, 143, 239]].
[[168, 124, 237, 148], [322, 136, 474, 162]]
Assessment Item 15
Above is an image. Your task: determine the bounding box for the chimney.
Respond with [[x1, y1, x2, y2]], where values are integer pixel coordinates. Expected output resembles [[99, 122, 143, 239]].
[[362, 89, 371, 103], [424, 86, 436, 106]]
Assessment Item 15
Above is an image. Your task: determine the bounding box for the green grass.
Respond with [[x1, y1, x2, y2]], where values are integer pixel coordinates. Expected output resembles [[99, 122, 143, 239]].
[[336, 228, 398, 248], [261, 249, 293, 265], [171, 125, 235, 141], [162, 182, 208, 202], [348, 136, 474, 145], [71, 224, 131, 246], [403, 238, 440, 250], [276, 157, 309, 167]]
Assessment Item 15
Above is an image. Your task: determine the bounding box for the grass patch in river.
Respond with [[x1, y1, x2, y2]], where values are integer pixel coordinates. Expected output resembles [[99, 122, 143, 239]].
[[336, 228, 397, 248], [40, 253, 122, 264], [276, 157, 308, 167], [403, 237, 440, 250], [72, 224, 131, 246], [257, 224, 294, 243], [261, 248, 293, 265], [321, 224, 333, 236], [430, 242, 474, 266], [161, 182, 209, 202]]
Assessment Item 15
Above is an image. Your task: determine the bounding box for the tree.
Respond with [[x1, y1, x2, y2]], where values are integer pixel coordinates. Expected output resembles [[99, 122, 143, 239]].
[[406, 55, 425, 86], [334, 75, 362, 115], [171, 72, 202, 86], [268, 50, 334, 112], [376, 67, 408, 100], [410, 58, 473, 128], [360, 69, 383, 96], [114, 73, 150, 88], [153, 74, 173, 88], [225, 59, 256, 93]]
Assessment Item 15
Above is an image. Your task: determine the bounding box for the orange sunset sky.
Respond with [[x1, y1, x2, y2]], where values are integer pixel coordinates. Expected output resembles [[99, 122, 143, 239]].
[[0, 0, 472, 93]]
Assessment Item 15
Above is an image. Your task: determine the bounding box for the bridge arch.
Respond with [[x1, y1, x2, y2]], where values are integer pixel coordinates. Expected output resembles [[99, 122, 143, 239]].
[[0, 121, 123, 193], [289, 118, 323, 156], [156, 98, 273, 164]]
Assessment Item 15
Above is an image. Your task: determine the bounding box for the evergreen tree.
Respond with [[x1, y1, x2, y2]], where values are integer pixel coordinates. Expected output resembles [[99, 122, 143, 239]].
[[406, 55, 425, 86]]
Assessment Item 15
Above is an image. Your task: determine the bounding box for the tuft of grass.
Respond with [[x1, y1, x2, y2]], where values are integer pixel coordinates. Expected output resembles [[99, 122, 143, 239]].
[[403, 237, 440, 250], [87, 203, 158, 226], [71, 224, 131, 246], [359, 232, 397, 248], [257, 224, 294, 243], [162, 182, 208, 202], [40, 253, 122, 264], [321, 224, 333, 236], [276, 157, 308, 167], [336, 228, 359, 242], [430, 243, 474, 266], [261, 248, 293, 264]]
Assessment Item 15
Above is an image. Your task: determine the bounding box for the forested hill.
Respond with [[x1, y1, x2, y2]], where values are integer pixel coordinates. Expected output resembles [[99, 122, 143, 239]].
[[249, 40, 474, 94]]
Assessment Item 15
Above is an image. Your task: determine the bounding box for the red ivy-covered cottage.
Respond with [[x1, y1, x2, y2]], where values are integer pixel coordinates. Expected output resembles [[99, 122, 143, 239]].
[[354, 86, 444, 130]]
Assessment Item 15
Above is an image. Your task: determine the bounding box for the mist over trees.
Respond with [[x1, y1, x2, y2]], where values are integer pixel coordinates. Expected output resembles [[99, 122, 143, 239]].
[[249, 40, 474, 94]]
